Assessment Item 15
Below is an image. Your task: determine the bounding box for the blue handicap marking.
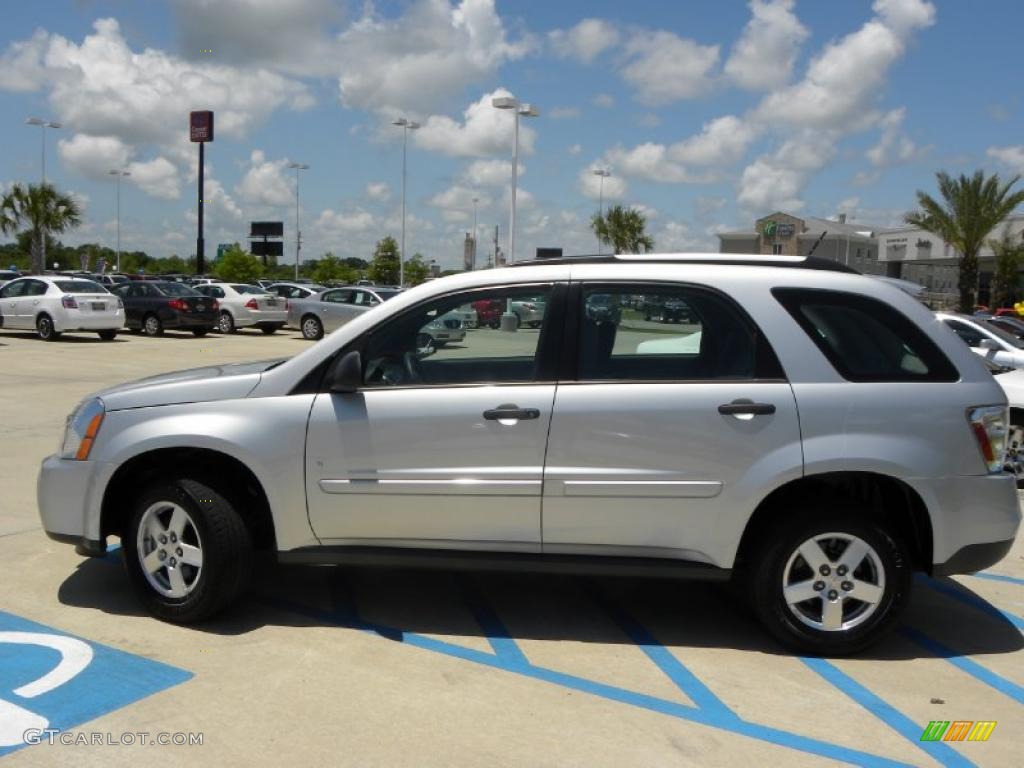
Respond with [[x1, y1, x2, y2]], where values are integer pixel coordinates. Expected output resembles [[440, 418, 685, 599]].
[[0, 609, 191, 757]]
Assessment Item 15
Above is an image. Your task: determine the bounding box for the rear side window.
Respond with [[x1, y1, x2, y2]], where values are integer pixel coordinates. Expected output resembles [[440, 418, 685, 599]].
[[54, 280, 106, 293], [773, 288, 958, 382]]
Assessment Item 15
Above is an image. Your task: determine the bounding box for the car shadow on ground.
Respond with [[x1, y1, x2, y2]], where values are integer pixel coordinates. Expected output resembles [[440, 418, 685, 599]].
[[57, 553, 1023, 661], [0, 332, 128, 343]]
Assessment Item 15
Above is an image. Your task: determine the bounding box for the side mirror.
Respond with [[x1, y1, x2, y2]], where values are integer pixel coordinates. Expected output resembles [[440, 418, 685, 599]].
[[326, 350, 363, 394], [979, 338, 1000, 351]]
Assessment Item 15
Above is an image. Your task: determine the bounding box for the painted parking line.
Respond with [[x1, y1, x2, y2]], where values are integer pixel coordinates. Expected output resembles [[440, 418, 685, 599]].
[[256, 580, 916, 767], [899, 627, 1024, 706], [0, 609, 191, 757], [801, 657, 975, 768], [967, 571, 1024, 588]]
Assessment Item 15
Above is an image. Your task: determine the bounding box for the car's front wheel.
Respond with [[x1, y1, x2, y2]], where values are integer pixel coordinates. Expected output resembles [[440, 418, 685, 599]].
[[98, 329, 117, 341], [218, 311, 235, 334], [122, 478, 253, 623], [744, 510, 910, 655], [143, 313, 163, 336]]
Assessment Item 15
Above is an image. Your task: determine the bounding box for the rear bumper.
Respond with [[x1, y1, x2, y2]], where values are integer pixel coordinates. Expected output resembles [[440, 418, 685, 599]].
[[165, 312, 217, 328], [907, 473, 1021, 570], [933, 538, 1015, 576], [236, 309, 287, 327], [54, 311, 125, 331]]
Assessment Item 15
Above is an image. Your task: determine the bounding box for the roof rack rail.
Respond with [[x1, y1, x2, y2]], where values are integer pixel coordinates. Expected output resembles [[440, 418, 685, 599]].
[[508, 253, 859, 274]]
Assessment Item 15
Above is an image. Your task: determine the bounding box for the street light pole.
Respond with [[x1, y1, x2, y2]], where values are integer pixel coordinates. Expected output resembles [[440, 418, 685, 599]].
[[472, 196, 479, 270], [108, 170, 130, 273], [288, 162, 309, 282], [592, 168, 611, 255], [26, 117, 61, 270], [392, 118, 420, 287], [491, 97, 539, 266]]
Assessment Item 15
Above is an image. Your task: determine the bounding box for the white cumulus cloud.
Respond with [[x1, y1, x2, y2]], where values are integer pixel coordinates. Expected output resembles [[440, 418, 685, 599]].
[[620, 30, 719, 105], [725, 0, 809, 90], [416, 88, 537, 158], [236, 150, 294, 207], [548, 19, 620, 63]]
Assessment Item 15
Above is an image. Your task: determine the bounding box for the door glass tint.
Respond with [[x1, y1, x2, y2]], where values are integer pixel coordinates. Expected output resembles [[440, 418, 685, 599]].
[[0, 281, 27, 298], [943, 319, 985, 348], [322, 290, 352, 304], [774, 288, 959, 382], [363, 286, 554, 387], [578, 285, 765, 381]]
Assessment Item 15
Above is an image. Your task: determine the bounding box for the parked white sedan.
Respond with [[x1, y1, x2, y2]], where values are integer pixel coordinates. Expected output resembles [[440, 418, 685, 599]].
[[936, 312, 1024, 369], [194, 282, 287, 334], [0, 276, 124, 341]]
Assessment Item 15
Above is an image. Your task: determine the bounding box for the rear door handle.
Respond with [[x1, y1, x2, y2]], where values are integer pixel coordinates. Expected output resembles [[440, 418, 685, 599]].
[[483, 404, 540, 421], [718, 399, 776, 416]]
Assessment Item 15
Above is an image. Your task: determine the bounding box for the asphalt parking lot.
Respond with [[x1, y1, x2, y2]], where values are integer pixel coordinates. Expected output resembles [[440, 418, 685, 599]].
[[1, 327, 1022, 767]]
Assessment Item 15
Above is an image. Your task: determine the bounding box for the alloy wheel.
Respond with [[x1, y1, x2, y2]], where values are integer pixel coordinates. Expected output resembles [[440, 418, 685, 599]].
[[136, 501, 204, 599], [780, 532, 885, 632]]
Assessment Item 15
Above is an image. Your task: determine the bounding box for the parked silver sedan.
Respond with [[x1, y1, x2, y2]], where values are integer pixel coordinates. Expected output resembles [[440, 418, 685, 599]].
[[289, 286, 402, 340]]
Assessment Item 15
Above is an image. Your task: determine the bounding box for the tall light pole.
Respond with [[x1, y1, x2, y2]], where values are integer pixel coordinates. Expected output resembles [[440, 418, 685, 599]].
[[392, 118, 420, 287], [108, 170, 130, 273], [288, 162, 309, 281], [25, 117, 61, 184], [26, 117, 61, 270], [472, 195, 479, 270], [592, 168, 611, 255], [492, 96, 539, 266]]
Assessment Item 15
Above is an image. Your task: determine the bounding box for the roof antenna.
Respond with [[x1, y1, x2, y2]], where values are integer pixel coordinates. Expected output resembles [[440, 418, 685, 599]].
[[807, 230, 827, 256]]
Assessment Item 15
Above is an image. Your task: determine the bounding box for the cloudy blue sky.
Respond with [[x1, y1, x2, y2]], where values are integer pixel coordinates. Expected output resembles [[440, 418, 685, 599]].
[[1, 0, 1022, 269]]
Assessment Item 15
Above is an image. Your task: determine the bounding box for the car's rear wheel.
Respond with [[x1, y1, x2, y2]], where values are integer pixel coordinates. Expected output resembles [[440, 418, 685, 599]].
[[218, 311, 235, 334], [98, 329, 117, 341], [143, 313, 163, 336], [744, 509, 910, 655], [260, 324, 280, 335], [122, 478, 253, 623], [301, 314, 324, 340], [36, 314, 60, 341]]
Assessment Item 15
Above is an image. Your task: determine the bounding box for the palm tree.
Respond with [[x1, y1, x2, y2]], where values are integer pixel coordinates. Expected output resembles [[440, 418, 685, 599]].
[[905, 171, 1024, 311], [591, 205, 655, 254], [0, 182, 82, 274]]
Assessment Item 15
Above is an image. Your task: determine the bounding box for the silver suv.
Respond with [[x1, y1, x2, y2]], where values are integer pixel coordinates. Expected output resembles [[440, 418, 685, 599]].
[[38, 255, 1021, 654]]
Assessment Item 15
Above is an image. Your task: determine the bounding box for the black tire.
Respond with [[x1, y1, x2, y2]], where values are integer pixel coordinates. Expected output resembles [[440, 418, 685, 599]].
[[98, 329, 117, 341], [527, 321, 541, 329], [743, 508, 911, 655], [644, 312, 652, 321], [218, 311, 235, 334], [143, 313, 163, 337], [128, 327, 141, 335], [301, 314, 324, 341], [260, 325, 280, 335], [192, 329, 209, 337], [122, 478, 253, 624], [512, 312, 522, 329], [36, 313, 60, 341]]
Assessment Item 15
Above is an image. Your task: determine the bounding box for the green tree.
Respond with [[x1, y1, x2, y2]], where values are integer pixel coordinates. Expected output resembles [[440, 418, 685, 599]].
[[988, 229, 1024, 308], [368, 236, 401, 285], [312, 252, 357, 285], [404, 253, 430, 286], [0, 183, 82, 273], [906, 170, 1024, 311], [214, 244, 264, 283], [590, 205, 654, 254]]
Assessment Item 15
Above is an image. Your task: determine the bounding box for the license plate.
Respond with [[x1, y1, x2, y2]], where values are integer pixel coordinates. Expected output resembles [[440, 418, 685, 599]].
[[196, 303, 205, 311], [266, 299, 278, 306], [91, 302, 105, 310]]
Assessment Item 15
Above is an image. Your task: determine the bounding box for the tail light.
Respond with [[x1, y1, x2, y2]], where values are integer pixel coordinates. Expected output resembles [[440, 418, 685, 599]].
[[61, 295, 78, 309], [245, 298, 259, 310], [168, 298, 187, 311], [967, 405, 1009, 473], [211, 299, 220, 311]]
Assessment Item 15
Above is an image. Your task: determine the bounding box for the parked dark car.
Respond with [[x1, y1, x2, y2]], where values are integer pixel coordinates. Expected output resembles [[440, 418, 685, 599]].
[[987, 315, 1024, 339], [111, 281, 218, 336], [642, 296, 692, 323]]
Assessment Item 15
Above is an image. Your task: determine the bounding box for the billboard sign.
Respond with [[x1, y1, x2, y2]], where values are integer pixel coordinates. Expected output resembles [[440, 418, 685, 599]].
[[189, 111, 214, 143]]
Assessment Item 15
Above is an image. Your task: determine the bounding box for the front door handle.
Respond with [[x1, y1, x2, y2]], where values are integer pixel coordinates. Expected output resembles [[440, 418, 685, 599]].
[[483, 404, 540, 421], [718, 399, 776, 416]]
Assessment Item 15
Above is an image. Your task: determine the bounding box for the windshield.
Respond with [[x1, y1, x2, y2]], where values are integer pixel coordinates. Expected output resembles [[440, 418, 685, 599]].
[[156, 282, 202, 297], [54, 280, 107, 293]]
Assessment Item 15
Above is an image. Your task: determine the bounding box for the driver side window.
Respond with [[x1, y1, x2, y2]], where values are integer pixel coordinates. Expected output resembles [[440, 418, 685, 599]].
[[362, 285, 554, 388]]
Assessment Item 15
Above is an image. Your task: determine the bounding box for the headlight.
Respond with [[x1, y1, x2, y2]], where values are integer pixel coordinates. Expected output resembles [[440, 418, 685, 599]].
[[427, 320, 443, 330], [60, 397, 105, 460]]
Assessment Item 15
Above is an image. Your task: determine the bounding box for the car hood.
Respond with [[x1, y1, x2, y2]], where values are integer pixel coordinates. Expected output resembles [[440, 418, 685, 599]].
[[98, 359, 283, 411]]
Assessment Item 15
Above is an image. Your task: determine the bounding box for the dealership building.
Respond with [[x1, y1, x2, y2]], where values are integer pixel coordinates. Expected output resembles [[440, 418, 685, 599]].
[[717, 212, 884, 274]]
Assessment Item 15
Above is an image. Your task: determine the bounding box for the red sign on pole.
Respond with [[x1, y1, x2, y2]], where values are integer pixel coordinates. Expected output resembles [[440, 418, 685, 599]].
[[190, 111, 214, 143]]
